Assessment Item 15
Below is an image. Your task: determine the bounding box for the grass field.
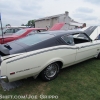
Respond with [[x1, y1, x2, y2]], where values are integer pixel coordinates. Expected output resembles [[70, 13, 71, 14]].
[[0, 58, 100, 100]]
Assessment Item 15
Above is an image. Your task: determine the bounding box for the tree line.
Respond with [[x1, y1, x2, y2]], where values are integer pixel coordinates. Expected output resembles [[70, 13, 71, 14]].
[[6, 20, 35, 27]]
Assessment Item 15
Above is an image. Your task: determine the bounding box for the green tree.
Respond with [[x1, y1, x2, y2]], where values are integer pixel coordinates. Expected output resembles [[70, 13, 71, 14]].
[[6, 24, 11, 27], [27, 20, 35, 27], [21, 24, 25, 26]]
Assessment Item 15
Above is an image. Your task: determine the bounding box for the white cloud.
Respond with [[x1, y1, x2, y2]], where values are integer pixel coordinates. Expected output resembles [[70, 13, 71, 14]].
[[0, 0, 100, 26], [75, 7, 94, 13], [84, 0, 100, 5]]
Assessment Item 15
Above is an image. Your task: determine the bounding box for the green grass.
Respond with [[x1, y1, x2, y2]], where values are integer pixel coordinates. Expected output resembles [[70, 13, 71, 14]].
[[0, 58, 100, 100]]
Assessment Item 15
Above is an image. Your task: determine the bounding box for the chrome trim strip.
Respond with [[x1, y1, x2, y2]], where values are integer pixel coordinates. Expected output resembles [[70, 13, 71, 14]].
[[81, 43, 100, 48], [7, 47, 78, 63], [7, 42, 100, 63]]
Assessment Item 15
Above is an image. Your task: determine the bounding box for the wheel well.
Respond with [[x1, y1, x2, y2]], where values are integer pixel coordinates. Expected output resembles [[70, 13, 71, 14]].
[[38, 61, 63, 79], [55, 61, 63, 69]]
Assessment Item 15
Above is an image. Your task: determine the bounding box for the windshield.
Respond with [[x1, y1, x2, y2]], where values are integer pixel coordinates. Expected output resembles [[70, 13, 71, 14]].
[[15, 29, 27, 35], [16, 34, 54, 46]]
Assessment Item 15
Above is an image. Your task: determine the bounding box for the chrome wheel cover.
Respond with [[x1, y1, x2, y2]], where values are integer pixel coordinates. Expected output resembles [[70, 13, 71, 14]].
[[45, 63, 59, 78]]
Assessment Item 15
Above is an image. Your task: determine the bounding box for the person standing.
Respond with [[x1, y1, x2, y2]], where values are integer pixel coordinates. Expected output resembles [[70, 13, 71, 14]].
[[82, 23, 86, 28], [46, 26, 49, 30]]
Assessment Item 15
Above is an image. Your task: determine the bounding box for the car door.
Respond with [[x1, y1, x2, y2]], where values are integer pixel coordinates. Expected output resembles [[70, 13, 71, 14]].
[[61, 35, 77, 67], [74, 33, 98, 62]]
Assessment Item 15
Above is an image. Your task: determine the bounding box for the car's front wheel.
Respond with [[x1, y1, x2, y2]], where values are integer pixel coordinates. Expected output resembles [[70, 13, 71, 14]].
[[40, 63, 60, 81]]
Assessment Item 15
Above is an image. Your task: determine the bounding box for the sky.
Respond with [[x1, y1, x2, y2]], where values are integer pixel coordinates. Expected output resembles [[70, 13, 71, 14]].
[[0, 0, 100, 26]]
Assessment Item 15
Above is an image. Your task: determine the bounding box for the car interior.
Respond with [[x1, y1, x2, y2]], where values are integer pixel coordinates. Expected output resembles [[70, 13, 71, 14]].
[[73, 33, 90, 44], [62, 33, 90, 45], [73, 38, 89, 44]]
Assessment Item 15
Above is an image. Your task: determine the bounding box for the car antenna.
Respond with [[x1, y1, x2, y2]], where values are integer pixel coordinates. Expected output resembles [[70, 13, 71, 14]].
[[0, 13, 4, 44]]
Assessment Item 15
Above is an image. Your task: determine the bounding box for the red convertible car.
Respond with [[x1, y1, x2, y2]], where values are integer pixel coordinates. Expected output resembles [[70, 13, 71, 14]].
[[0, 28, 47, 44]]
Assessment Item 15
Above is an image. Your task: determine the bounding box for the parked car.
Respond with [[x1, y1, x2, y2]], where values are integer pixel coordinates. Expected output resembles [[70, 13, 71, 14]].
[[49, 23, 65, 31], [0, 26, 100, 83], [0, 28, 22, 36], [0, 28, 47, 44]]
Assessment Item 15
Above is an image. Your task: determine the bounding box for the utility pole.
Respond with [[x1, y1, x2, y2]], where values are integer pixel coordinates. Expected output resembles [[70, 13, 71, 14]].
[[0, 13, 4, 44]]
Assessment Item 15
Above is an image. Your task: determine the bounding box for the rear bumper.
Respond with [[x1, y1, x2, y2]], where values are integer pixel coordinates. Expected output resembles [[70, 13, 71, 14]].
[[0, 76, 9, 82], [0, 55, 9, 82]]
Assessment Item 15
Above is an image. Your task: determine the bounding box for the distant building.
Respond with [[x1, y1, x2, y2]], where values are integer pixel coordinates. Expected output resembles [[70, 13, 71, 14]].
[[35, 11, 83, 30]]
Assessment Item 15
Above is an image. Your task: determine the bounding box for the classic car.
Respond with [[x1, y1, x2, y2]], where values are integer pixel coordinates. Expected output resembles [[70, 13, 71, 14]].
[[0, 28, 47, 44], [0, 26, 100, 83]]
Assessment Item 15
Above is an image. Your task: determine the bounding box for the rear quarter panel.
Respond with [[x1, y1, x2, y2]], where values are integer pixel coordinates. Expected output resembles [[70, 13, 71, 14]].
[[5, 45, 76, 82]]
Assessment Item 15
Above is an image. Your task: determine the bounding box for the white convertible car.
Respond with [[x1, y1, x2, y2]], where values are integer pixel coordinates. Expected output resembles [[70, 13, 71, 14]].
[[0, 26, 100, 82]]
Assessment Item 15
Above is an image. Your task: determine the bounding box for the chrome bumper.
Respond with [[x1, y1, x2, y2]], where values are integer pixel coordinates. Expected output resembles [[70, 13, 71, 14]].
[[0, 76, 9, 82]]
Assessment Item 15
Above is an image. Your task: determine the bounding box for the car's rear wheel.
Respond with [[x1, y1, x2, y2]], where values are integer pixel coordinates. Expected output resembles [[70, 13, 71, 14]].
[[40, 63, 60, 81]]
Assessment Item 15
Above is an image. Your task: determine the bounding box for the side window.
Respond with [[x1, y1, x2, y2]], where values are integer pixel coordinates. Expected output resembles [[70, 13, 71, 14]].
[[5, 29, 13, 33], [61, 35, 74, 45], [15, 28, 20, 33], [95, 34, 100, 40], [76, 33, 89, 40], [73, 33, 90, 44], [98, 34, 100, 40]]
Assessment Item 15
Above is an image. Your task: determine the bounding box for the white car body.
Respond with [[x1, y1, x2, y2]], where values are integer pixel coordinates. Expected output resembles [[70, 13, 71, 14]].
[[0, 26, 100, 82]]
